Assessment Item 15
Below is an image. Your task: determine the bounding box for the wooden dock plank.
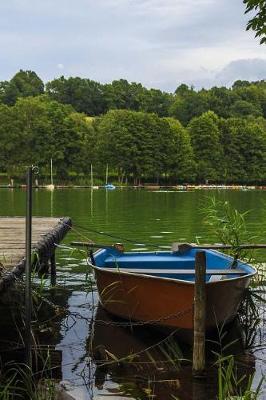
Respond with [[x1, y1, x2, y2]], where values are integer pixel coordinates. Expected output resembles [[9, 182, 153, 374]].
[[0, 217, 72, 292]]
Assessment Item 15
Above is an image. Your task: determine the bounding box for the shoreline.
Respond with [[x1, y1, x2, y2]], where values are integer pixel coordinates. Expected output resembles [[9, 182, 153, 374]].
[[0, 184, 266, 190]]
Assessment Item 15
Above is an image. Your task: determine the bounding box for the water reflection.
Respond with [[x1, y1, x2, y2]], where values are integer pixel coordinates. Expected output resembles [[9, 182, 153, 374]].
[[50, 188, 54, 217], [0, 189, 264, 398], [90, 188, 94, 218], [85, 305, 256, 400]]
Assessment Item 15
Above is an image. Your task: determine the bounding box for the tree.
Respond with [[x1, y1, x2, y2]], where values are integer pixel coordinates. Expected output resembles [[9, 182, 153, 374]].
[[188, 111, 223, 182], [103, 79, 144, 111], [220, 117, 266, 183], [139, 88, 173, 117], [0, 70, 44, 105], [46, 76, 107, 116], [0, 96, 93, 179], [163, 118, 195, 182], [0, 104, 21, 174], [95, 110, 179, 183], [244, 0, 266, 44], [169, 89, 209, 125], [229, 99, 262, 117], [205, 87, 239, 118]]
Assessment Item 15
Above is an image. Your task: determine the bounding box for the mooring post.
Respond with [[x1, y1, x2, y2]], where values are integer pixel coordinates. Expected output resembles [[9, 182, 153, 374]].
[[50, 251, 56, 286], [193, 251, 206, 378], [25, 166, 33, 367]]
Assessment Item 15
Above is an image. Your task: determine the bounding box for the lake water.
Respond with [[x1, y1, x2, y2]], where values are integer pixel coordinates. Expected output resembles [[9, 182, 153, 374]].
[[0, 188, 265, 399]]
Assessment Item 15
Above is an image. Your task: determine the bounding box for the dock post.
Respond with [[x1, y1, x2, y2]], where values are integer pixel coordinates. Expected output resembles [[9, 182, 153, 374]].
[[25, 166, 33, 367], [193, 251, 206, 378], [50, 251, 56, 286]]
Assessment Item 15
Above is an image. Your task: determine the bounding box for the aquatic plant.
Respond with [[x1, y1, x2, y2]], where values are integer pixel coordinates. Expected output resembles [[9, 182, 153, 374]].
[[202, 196, 254, 258], [0, 360, 57, 400], [216, 354, 264, 400]]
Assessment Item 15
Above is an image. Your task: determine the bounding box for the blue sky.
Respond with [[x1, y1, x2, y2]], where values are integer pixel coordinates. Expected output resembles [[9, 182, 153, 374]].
[[0, 0, 265, 91]]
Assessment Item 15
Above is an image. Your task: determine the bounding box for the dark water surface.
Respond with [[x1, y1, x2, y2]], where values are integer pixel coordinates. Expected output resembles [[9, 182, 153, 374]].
[[0, 188, 265, 399]]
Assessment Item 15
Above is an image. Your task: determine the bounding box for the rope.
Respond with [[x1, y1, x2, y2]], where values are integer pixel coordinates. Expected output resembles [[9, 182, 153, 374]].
[[64, 221, 168, 249]]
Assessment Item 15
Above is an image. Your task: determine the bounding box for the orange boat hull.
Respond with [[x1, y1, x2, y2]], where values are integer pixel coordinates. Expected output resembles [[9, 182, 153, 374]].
[[93, 268, 251, 332]]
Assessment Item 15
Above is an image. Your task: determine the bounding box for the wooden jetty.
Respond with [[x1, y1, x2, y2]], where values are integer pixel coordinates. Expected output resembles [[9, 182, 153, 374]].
[[0, 217, 71, 292]]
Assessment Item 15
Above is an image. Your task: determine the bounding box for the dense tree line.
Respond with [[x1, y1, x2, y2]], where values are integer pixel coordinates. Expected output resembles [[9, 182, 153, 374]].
[[0, 70, 265, 184], [2, 71, 265, 123]]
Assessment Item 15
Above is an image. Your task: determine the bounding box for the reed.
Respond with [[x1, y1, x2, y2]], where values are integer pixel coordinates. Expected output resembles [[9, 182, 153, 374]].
[[0, 350, 57, 400], [202, 197, 265, 398], [237, 288, 264, 349], [202, 196, 256, 258], [215, 354, 264, 400]]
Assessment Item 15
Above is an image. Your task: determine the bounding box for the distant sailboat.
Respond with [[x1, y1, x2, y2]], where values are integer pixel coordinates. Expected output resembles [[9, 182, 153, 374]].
[[91, 164, 99, 189], [46, 159, 55, 191], [104, 164, 116, 190]]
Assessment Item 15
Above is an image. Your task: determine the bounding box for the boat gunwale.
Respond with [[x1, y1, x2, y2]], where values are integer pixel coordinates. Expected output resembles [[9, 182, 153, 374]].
[[91, 248, 257, 285]]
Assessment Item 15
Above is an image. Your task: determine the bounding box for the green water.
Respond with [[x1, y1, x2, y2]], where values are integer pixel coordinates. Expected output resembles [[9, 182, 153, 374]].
[[1, 188, 266, 247], [0, 188, 265, 399]]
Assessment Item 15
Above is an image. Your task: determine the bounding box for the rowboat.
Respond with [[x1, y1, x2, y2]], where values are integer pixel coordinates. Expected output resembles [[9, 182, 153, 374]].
[[90, 245, 256, 340]]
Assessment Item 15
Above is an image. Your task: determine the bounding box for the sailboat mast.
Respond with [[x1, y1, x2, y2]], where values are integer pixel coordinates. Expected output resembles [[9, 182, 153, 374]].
[[105, 164, 108, 185], [50, 159, 53, 186], [90, 164, 93, 187]]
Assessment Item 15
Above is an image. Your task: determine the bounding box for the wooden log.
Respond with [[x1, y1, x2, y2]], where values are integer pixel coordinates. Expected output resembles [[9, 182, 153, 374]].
[[193, 251, 206, 378], [172, 242, 266, 253]]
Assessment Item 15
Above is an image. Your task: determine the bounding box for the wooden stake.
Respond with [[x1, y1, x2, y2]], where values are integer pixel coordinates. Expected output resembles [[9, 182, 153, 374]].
[[25, 167, 33, 367], [193, 251, 206, 378]]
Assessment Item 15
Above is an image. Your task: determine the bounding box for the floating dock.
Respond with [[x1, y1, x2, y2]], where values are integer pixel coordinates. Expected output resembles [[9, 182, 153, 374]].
[[0, 217, 71, 292]]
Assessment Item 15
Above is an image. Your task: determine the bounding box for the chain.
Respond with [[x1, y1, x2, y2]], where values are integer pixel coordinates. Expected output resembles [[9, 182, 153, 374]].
[[93, 306, 192, 327]]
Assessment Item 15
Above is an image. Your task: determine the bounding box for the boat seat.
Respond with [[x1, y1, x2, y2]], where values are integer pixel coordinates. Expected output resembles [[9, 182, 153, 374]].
[[104, 255, 195, 269]]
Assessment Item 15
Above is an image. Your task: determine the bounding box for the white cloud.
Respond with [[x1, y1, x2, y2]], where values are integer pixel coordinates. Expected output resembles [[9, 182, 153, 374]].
[[0, 0, 265, 89]]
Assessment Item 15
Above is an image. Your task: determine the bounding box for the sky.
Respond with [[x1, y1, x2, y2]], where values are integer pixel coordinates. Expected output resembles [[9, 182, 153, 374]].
[[0, 0, 265, 92]]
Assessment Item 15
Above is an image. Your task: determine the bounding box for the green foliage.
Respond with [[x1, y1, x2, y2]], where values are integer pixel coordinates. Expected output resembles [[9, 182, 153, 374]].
[[0, 96, 95, 179], [0, 70, 266, 184], [229, 100, 263, 117], [163, 117, 195, 181], [216, 354, 264, 400], [238, 288, 263, 348], [219, 117, 266, 183], [46, 76, 107, 116], [0, 364, 57, 399], [96, 110, 172, 182], [0, 70, 44, 105], [203, 197, 250, 251], [188, 111, 223, 181], [244, 0, 266, 44], [170, 87, 209, 125]]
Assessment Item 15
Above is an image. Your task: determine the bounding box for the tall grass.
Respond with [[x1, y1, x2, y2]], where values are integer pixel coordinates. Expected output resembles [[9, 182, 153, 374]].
[[203, 197, 265, 398], [216, 354, 264, 400]]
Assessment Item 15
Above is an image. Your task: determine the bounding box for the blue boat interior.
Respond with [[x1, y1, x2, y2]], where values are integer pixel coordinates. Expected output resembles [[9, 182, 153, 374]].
[[93, 248, 255, 282]]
